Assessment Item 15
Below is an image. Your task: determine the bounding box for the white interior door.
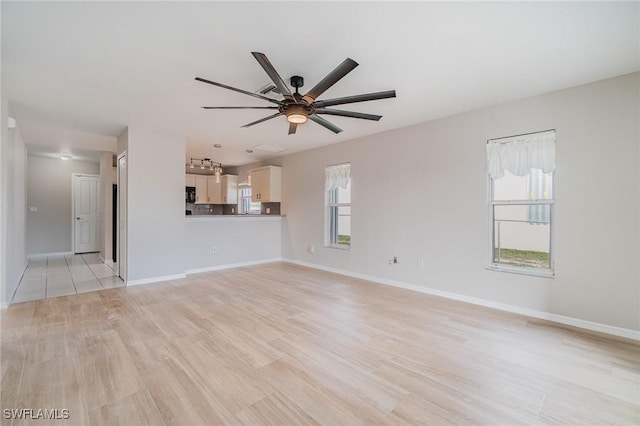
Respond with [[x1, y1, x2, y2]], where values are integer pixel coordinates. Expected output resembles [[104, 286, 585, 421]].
[[74, 174, 100, 253], [117, 154, 127, 281]]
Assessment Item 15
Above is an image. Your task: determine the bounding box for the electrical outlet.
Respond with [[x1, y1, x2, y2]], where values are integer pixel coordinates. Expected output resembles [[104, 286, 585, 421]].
[[389, 256, 399, 265], [417, 259, 425, 269], [308, 245, 315, 254], [212, 247, 217, 254]]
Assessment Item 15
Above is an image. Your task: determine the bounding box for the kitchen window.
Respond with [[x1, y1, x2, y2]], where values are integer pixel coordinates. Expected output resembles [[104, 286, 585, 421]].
[[325, 163, 351, 249], [487, 130, 556, 276], [238, 187, 261, 214]]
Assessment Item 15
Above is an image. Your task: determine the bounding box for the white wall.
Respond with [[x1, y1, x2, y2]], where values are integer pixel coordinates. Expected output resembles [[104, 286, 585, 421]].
[[1, 99, 5, 308], [125, 125, 185, 281], [279, 72, 640, 331], [184, 217, 282, 271], [26, 156, 99, 255], [9, 126, 26, 298], [0, 101, 27, 307]]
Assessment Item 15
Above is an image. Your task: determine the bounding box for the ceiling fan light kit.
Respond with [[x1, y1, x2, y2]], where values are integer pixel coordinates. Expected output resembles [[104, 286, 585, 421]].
[[196, 52, 396, 135]]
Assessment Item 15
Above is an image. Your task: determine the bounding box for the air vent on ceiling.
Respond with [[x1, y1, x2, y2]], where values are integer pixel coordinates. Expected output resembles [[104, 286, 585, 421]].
[[257, 83, 281, 96], [253, 144, 287, 153], [253, 145, 287, 152]]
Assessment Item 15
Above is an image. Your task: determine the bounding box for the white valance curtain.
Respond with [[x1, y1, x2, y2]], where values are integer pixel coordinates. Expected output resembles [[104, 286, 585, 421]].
[[486, 130, 556, 179], [325, 163, 351, 191]]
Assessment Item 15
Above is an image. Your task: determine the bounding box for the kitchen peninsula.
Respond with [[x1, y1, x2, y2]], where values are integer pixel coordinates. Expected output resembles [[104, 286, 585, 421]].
[[184, 213, 282, 273], [183, 165, 283, 273]]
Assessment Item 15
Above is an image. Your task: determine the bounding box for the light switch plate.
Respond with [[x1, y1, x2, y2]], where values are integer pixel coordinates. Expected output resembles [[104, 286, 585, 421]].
[[29, 207, 37, 212]]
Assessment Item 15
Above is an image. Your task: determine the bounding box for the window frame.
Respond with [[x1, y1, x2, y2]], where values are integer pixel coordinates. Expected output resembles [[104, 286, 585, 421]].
[[325, 165, 351, 250], [238, 186, 261, 215], [487, 171, 555, 278]]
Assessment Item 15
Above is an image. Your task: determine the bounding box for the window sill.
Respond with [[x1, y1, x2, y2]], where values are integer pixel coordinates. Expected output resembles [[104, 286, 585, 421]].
[[486, 264, 555, 278], [326, 244, 351, 251]]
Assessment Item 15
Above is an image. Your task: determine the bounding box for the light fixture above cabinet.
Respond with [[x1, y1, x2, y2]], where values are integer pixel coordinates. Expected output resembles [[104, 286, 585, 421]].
[[188, 157, 223, 183]]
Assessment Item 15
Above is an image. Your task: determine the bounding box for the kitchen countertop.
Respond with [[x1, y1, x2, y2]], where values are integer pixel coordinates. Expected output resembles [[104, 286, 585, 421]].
[[185, 215, 283, 222]]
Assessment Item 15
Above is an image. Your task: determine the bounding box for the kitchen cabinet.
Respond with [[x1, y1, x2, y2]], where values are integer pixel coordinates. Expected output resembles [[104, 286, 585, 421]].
[[187, 173, 237, 204], [194, 176, 208, 204], [250, 166, 281, 202], [207, 176, 222, 204], [221, 175, 238, 204]]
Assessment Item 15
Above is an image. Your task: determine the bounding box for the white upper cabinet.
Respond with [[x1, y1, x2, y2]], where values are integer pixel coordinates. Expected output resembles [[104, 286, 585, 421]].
[[207, 176, 222, 204], [222, 175, 238, 204], [194, 176, 208, 204], [250, 166, 281, 202], [187, 173, 237, 204]]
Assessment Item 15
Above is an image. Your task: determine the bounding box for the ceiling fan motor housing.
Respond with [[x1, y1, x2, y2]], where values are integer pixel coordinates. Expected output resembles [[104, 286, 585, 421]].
[[290, 75, 304, 89], [282, 103, 312, 118]]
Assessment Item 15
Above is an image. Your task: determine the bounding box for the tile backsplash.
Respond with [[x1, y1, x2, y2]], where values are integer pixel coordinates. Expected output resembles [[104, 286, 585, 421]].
[[261, 202, 281, 215], [186, 202, 280, 216], [186, 203, 223, 215]]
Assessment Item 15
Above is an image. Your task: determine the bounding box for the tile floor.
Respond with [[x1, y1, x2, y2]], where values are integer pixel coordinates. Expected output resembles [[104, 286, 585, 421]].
[[12, 253, 124, 303]]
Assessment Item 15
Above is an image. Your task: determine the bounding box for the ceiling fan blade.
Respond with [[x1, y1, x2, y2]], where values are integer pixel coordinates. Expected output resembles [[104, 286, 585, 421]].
[[302, 58, 358, 104], [240, 112, 283, 128], [314, 108, 382, 121], [201, 106, 279, 109], [313, 90, 396, 108], [309, 115, 343, 134], [195, 77, 282, 105], [251, 52, 296, 102], [288, 122, 297, 135]]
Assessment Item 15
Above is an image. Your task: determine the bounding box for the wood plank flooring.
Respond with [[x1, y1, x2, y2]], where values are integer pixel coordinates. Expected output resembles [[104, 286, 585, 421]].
[[1, 262, 639, 425]]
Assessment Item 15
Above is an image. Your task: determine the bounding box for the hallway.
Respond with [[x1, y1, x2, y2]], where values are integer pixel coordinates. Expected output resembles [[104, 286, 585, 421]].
[[11, 253, 124, 304]]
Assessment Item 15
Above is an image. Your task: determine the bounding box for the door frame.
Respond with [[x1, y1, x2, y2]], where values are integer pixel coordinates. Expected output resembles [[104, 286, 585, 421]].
[[71, 173, 101, 254], [116, 151, 127, 282]]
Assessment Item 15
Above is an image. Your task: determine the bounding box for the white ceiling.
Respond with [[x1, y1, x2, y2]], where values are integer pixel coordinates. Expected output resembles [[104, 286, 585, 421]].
[[3, 1, 639, 166]]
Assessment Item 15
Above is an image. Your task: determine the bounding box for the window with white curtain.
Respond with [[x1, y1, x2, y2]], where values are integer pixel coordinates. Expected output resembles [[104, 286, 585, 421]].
[[487, 130, 555, 276], [325, 163, 351, 249]]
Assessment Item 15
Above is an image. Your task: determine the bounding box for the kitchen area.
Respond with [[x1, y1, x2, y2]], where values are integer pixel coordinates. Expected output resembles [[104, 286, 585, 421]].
[[184, 162, 284, 273], [186, 164, 281, 216]]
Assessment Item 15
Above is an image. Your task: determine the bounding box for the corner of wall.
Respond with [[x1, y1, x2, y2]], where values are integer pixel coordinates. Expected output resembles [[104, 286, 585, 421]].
[[0, 97, 8, 307]]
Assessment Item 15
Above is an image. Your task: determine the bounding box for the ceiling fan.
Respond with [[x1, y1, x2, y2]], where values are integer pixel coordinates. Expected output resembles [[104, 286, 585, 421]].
[[195, 52, 396, 135]]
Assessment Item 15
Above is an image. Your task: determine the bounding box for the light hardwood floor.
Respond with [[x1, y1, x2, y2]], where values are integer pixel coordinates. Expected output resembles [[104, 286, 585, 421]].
[[1, 262, 639, 425]]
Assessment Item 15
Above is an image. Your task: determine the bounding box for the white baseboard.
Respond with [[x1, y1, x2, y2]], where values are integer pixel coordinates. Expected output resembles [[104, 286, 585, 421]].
[[283, 258, 640, 341], [126, 273, 187, 287], [0, 301, 8, 310], [129, 256, 283, 285], [28, 251, 73, 260], [186, 257, 283, 275]]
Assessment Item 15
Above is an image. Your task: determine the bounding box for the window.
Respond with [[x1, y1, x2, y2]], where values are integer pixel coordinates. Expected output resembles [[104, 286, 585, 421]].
[[325, 163, 351, 249], [487, 130, 555, 276], [238, 187, 260, 214], [527, 169, 552, 223]]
